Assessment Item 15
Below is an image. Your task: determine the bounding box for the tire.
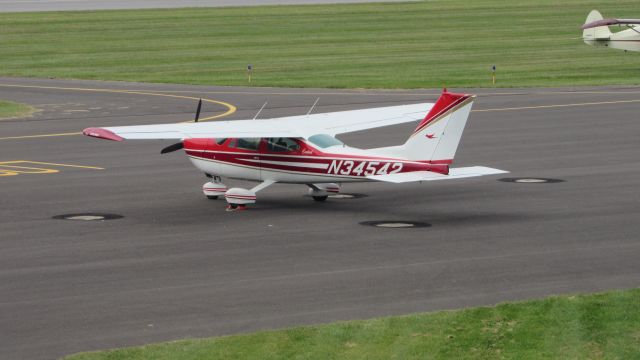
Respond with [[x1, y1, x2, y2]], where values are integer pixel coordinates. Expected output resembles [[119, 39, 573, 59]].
[[312, 195, 328, 202], [206, 195, 219, 200]]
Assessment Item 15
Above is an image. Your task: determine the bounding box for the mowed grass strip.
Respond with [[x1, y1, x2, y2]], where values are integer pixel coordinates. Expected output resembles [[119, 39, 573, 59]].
[[65, 288, 640, 360], [0, 100, 36, 119], [1, 0, 639, 88]]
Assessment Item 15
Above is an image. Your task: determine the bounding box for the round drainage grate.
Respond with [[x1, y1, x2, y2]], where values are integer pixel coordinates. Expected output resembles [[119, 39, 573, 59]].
[[305, 193, 367, 199], [498, 177, 565, 184], [360, 221, 431, 228], [53, 213, 123, 221], [328, 193, 367, 199]]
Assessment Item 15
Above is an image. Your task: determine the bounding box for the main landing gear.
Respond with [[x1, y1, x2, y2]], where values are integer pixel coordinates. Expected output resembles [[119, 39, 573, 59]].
[[203, 178, 342, 210], [307, 183, 340, 202], [203, 179, 276, 211]]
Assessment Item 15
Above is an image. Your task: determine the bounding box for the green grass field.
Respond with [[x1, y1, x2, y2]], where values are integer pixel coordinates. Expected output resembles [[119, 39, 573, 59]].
[[1, 0, 638, 88], [65, 288, 640, 360], [0, 100, 35, 119]]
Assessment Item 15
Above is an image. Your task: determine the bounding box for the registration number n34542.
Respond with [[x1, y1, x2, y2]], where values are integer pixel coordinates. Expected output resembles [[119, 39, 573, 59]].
[[327, 160, 403, 176]]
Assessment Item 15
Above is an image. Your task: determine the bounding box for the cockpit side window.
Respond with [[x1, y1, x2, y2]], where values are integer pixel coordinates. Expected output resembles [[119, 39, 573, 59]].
[[215, 138, 227, 145], [265, 138, 300, 152]]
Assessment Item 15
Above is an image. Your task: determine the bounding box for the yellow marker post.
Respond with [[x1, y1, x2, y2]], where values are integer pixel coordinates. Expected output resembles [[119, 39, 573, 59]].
[[492, 65, 496, 85]]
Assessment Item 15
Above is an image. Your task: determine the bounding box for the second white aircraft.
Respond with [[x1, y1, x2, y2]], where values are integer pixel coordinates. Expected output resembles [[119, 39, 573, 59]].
[[582, 10, 640, 52]]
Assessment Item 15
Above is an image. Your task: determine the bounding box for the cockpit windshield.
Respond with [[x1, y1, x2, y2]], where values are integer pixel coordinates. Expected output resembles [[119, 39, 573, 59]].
[[307, 134, 344, 148]]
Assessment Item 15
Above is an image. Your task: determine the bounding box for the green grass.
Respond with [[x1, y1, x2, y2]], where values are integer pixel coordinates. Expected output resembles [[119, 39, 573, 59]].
[[0, 0, 639, 88], [64, 288, 640, 360], [0, 100, 35, 119]]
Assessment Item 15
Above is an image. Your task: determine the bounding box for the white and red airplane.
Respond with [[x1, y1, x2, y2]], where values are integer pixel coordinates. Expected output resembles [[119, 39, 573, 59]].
[[83, 89, 507, 210]]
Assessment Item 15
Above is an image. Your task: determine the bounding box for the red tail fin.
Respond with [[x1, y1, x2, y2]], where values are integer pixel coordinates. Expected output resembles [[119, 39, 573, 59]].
[[413, 89, 472, 134]]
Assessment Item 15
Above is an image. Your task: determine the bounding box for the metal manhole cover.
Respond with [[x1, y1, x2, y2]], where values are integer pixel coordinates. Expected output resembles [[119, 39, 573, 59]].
[[328, 193, 367, 199], [304, 193, 367, 199], [360, 221, 431, 228], [52, 213, 123, 221], [498, 177, 565, 184]]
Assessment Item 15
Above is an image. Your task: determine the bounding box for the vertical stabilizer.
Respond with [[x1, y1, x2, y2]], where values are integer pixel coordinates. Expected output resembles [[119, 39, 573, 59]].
[[583, 10, 612, 42], [400, 89, 475, 162]]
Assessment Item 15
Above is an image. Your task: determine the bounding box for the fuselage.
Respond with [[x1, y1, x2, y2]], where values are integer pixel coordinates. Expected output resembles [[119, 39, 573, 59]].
[[184, 136, 449, 184], [584, 27, 640, 52]]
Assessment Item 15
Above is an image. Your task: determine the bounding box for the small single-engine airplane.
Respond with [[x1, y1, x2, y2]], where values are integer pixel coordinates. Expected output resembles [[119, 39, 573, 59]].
[[83, 89, 507, 210], [582, 10, 640, 52]]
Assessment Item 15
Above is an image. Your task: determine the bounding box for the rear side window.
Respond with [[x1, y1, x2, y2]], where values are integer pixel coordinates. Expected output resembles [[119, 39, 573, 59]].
[[235, 138, 260, 151], [308, 134, 344, 148], [216, 138, 227, 145], [266, 138, 300, 152]]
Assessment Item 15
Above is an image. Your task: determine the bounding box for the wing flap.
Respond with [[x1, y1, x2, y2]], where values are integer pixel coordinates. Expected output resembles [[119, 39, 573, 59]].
[[366, 166, 508, 183]]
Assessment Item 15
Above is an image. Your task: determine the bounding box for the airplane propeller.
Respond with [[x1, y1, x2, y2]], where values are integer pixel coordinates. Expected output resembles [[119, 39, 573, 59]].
[[194, 98, 202, 123], [160, 142, 185, 154], [160, 98, 202, 154]]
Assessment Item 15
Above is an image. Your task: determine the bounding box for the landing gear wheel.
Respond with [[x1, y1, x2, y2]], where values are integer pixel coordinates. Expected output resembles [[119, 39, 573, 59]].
[[206, 195, 219, 200], [312, 195, 329, 202]]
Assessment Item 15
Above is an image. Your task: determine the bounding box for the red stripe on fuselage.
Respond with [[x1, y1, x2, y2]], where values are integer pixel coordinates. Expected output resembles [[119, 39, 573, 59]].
[[186, 150, 449, 177], [185, 149, 451, 164]]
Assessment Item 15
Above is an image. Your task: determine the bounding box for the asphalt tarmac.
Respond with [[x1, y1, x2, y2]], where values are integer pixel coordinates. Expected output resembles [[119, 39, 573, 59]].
[[0, 0, 412, 12], [1, 78, 639, 359]]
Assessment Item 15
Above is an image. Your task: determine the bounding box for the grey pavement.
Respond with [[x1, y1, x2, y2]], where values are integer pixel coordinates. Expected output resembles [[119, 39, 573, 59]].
[[1, 78, 639, 359]]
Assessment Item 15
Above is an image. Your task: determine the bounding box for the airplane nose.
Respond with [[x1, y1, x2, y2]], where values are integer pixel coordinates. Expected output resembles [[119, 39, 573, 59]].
[[183, 138, 210, 151]]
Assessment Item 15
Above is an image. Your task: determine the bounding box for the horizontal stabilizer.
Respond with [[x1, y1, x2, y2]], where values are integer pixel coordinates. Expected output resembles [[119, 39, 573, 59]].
[[366, 166, 508, 183]]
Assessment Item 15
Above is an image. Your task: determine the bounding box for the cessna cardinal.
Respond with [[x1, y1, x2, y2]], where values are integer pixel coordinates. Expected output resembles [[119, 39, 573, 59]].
[[582, 10, 640, 52], [83, 89, 507, 210]]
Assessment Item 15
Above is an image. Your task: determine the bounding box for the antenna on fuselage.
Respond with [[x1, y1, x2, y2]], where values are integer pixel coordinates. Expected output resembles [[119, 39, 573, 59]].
[[306, 97, 320, 116], [253, 101, 268, 120]]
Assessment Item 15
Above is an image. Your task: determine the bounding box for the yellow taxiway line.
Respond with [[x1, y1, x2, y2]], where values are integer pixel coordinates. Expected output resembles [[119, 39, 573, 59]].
[[0, 83, 237, 140], [0, 132, 82, 140], [9, 160, 104, 170], [473, 98, 640, 113], [0, 160, 104, 176]]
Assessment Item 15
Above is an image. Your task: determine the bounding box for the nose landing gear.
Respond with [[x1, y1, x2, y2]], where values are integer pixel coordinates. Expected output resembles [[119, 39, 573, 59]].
[[203, 180, 228, 200]]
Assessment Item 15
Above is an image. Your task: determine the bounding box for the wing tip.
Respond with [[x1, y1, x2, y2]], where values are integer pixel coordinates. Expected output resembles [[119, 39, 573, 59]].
[[82, 127, 124, 141]]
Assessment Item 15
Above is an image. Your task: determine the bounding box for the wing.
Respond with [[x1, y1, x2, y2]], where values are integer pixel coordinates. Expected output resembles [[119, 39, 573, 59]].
[[283, 103, 431, 137], [366, 166, 508, 183], [83, 103, 432, 141], [582, 18, 640, 30], [83, 119, 301, 141]]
